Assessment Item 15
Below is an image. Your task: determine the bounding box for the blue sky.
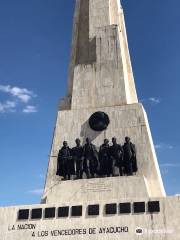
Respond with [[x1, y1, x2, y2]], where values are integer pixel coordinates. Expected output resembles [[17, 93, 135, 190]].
[[0, 0, 180, 206]]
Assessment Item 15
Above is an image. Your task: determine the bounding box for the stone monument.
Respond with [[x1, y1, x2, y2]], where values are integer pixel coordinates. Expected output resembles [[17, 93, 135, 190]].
[[0, 0, 179, 239]]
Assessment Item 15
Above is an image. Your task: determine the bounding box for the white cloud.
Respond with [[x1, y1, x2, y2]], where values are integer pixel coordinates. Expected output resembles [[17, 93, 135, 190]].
[[23, 105, 38, 113], [28, 188, 43, 196], [141, 97, 161, 104], [148, 97, 161, 104], [175, 194, 180, 197], [155, 144, 161, 149], [0, 85, 38, 114], [160, 163, 180, 168], [160, 162, 180, 175], [155, 143, 173, 150], [0, 100, 17, 113], [0, 85, 36, 103]]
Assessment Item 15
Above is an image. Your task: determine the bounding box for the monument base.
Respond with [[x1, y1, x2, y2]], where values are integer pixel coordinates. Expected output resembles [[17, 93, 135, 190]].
[[42, 176, 149, 204], [0, 195, 179, 239], [45, 103, 165, 198]]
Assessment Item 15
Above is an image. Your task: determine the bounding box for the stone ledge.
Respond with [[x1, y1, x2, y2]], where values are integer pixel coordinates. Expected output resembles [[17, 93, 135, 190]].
[[43, 176, 148, 204]]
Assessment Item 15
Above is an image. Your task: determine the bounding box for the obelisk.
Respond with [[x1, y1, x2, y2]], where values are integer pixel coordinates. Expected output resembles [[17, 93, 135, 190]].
[[43, 0, 165, 203], [61, 0, 138, 110]]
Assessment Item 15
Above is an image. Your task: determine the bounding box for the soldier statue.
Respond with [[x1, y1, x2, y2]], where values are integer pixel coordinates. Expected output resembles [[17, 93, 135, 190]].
[[83, 138, 98, 178], [56, 141, 75, 180], [99, 139, 113, 177], [123, 137, 137, 176], [110, 137, 124, 176], [72, 138, 84, 179]]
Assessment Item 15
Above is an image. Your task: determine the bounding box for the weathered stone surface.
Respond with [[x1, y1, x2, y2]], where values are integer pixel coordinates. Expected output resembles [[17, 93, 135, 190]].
[[65, 0, 138, 109], [44, 103, 165, 200], [0, 196, 179, 239], [43, 176, 149, 204]]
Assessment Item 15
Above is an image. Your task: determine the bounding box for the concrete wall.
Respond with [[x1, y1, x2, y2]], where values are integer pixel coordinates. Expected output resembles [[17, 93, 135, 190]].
[[0, 196, 179, 239]]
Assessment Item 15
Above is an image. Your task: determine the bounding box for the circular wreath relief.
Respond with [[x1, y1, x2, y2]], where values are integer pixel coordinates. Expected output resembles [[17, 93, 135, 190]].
[[89, 111, 110, 131]]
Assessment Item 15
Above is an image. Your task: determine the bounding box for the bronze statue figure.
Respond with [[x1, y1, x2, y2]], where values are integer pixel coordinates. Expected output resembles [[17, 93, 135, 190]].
[[56, 141, 75, 180], [72, 138, 84, 179], [83, 138, 98, 178], [56, 136, 138, 180], [110, 137, 124, 176], [123, 137, 137, 176], [99, 139, 113, 177]]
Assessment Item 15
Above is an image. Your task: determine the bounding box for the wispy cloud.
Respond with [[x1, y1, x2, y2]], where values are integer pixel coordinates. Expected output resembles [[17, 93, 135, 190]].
[[160, 163, 180, 168], [23, 105, 37, 113], [0, 84, 38, 114], [148, 97, 161, 104], [0, 100, 17, 113], [160, 162, 180, 175], [155, 143, 173, 150], [141, 97, 161, 104], [28, 188, 43, 196], [0, 85, 36, 103]]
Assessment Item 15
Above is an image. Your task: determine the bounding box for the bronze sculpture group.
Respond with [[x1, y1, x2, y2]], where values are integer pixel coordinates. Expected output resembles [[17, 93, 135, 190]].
[[56, 137, 137, 180]]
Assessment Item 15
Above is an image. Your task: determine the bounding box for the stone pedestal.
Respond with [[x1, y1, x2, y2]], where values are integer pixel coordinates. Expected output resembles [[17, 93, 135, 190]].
[[0, 196, 179, 239], [44, 103, 165, 201]]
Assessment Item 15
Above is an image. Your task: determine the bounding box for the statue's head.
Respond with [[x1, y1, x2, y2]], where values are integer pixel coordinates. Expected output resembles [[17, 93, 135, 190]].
[[75, 138, 81, 145], [125, 137, 130, 143], [86, 137, 91, 144], [104, 139, 109, 145], [63, 141, 68, 147], [112, 137, 117, 144]]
